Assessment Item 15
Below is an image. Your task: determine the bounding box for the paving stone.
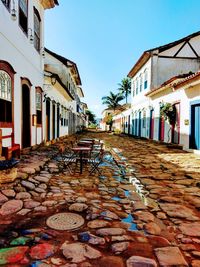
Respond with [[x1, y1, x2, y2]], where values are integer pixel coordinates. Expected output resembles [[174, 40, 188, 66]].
[[1, 189, 16, 198], [134, 211, 155, 222], [0, 193, 8, 204], [34, 205, 47, 212], [98, 256, 125, 267], [191, 260, 200, 267], [159, 203, 199, 221], [30, 243, 55, 259], [21, 181, 36, 190], [87, 219, 110, 229], [69, 203, 88, 212], [17, 208, 31, 216], [20, 167, 36, 174], [154, 247, 188, 266], [111, 241, 129, 254], [62, 242, 101, 263], [34, 176, 49, 183], [0, 200, 23, 215], [126, 256, 157, 267], [16, 192, 31, 199], [144, 222, 161, 235], [42, 200, 57, 207], [179, 222, 200, 237], [96, 228, 126, 236], [24, 200, 40, 209], [0, 246, 29, 265], [88, 234, 105, 245]]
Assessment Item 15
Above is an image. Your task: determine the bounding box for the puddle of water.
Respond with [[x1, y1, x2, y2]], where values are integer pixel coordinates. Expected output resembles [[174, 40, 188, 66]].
[[99, 176, 106, 179], [112, 175, 122, 182], [122, 214, 138, 231], [124, 190, 130, 197], [112, 196, 122, 201]]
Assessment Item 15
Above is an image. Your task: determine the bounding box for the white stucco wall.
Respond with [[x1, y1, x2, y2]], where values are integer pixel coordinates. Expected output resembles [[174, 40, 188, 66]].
[[0, 0, 45, 148]]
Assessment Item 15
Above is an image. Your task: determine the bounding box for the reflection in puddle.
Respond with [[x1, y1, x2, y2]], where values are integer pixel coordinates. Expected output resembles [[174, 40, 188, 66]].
[[112, 196, 122, 201], [122, 214, 138, 231]]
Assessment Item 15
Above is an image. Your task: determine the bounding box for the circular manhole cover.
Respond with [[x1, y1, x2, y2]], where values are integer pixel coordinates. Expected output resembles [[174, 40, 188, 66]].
[[46, 212, 85, 231]]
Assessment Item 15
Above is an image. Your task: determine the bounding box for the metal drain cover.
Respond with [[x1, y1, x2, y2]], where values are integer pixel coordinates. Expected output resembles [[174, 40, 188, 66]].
[[46, 212, 84, 231]]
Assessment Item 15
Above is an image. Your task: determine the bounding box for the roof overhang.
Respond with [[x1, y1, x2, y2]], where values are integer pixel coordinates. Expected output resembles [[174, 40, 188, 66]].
[[45, 48, 82, 86], [40, 0, 59, 9], [128, 52, 151, 78], [44, 70, 74, 101]]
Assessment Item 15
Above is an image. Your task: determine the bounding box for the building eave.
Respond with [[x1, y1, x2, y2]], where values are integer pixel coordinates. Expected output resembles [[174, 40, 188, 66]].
[[127, 52, 151, 78], [40, 0, 59, 9], [45, 48, 82, 86], [44, 70, 74, 101]]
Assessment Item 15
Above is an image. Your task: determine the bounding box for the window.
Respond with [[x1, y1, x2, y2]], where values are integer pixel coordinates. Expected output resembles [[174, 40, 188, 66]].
[[1, 0, 10, 10], [34, 8, 41, 52], [36, 90, 42, 125], [144, 69, 148, 89], [136, 78, 138, 95], [19, 0, 28, 34], [139, 74, 143, 92], [0, 70, 12, 123]]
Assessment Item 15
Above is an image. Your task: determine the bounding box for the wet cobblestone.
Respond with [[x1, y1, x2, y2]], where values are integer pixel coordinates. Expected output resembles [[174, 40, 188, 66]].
[[0, 132, 199, 266]]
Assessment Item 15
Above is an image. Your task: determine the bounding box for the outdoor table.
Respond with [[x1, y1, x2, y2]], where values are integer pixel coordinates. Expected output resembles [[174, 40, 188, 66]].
[[78, 140, 94, 147], [80, 138, 95, 142], [72, 147, 92, 174]]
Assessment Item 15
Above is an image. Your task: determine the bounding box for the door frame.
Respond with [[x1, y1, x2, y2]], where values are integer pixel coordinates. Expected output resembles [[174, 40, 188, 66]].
[[171, 101, 180, 144], [149, 109, 154, 139], [21, 77, 32, 148], [190, 99, 200, 149]]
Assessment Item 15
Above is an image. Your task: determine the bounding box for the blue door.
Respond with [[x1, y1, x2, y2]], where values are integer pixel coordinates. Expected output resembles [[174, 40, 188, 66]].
[[191, 104, 200, 149], [138, 111, 142, 137]]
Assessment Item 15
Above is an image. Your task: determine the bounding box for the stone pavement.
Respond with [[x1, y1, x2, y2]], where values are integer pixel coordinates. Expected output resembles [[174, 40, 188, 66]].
[[0, 132, 200, 266]]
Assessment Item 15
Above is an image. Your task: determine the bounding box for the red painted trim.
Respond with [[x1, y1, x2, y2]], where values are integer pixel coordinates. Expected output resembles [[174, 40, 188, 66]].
[[0, 61, 15, 137]]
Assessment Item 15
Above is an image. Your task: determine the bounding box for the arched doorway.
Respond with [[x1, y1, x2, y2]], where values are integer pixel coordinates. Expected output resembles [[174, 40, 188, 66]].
[[22, 84, 31, 148]]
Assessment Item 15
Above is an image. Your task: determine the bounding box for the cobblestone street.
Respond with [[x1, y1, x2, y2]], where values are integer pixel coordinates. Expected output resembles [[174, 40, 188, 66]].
[[0, 132, 200, 266]]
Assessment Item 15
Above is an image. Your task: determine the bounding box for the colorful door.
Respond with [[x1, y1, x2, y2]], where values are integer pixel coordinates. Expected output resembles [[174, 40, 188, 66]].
[[138, 111, 142, 137], [172, 103, 180, 144], [149, 109, 154, 139], [22, 85, 31, 148], [191, 104, 200, 149], [128, 115, 130, 135]]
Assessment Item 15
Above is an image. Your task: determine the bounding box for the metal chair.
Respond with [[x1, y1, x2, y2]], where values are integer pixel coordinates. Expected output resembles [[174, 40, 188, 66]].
[[57, 146, 77, 174], [87, 149, 104, 175]]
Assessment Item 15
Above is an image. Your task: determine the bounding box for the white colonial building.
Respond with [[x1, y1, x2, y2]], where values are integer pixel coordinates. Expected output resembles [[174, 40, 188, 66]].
[[128, 31, 200, 149], [44, 48, 85, 141], [0, 0, 58, 158]]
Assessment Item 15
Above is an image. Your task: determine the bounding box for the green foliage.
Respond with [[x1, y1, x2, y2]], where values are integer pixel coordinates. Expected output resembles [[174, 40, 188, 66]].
[[118, 78, 131, 104], [104, 113, 113, 131], [85, 109, 96, 124], [102, 91, 124, 110], [160, 103, 176, 125]]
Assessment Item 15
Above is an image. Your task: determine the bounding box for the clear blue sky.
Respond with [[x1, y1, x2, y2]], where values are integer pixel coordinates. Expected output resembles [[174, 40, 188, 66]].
[[45, 0, 200, 118]]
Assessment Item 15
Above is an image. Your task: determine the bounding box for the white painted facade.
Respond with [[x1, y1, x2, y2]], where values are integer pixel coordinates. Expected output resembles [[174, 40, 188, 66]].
[[147, 73, 200, 151], [0, 0, 58, 153], [128, 31, 200, 147], [44, 49, 85, 141]]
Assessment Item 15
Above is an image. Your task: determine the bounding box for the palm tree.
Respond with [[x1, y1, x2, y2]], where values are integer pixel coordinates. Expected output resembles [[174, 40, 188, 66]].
[[102, 91, 124, 111], [118, 78, 131, 104]]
